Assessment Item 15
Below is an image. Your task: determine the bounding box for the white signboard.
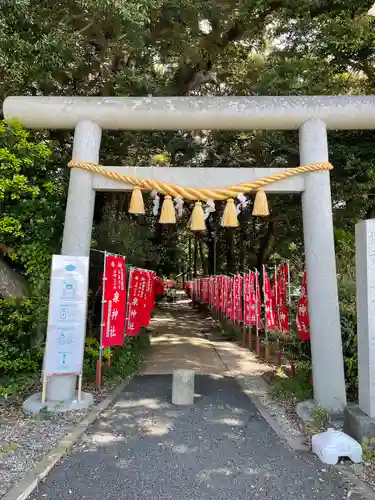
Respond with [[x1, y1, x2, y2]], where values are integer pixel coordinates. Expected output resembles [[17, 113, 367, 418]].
[[44, 255, 89, 376]]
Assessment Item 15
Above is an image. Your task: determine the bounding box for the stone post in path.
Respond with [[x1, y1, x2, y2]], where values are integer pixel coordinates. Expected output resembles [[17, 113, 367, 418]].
[[344, 219, 375, 442]]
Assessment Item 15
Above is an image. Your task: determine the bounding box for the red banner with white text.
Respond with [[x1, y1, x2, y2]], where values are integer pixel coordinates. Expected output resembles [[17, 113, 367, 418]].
[[263, 269, 277, 330], [277, 265, 290, 333], [296, 269, 310, 340], [126, 268, 155, 336], [244, 272, 261, 327], [101, 254, 127, 348], [232, 275, 243, 322]]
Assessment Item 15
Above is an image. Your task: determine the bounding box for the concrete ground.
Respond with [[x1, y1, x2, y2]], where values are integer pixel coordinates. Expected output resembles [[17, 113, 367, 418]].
[[30, 300, 367, 500]]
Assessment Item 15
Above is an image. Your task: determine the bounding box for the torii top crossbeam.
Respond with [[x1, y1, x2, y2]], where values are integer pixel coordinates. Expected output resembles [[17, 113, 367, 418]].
[[4, 95, 375, 130]]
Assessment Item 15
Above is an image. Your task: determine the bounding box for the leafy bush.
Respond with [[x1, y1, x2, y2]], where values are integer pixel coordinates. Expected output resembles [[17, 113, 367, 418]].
[[336, 231, 358, 401], [0, 120, 67, 397], [83, 331, 150, 383], [0, 297, 45, 396]]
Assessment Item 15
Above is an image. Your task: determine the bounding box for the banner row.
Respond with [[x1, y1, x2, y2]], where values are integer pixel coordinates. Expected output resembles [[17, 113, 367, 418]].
[[100, 254, 164, 348], [184, 266, 310, 340]]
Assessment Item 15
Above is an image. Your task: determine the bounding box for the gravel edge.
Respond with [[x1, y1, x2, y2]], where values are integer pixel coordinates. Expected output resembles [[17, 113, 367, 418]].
[[1, 378, 131, 500]]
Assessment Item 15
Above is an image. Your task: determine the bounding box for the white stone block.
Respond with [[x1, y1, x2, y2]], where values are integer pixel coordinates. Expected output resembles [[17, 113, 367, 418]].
[[172, 369, 195, 405], [312, 428, 362, 465]]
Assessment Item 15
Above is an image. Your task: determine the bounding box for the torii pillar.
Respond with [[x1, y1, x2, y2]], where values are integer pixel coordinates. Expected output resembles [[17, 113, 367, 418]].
[[300, 118, 346, 412]]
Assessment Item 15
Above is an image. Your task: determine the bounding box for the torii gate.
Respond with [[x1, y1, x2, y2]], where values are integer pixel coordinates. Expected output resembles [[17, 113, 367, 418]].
[[6, 94, 372, 413]]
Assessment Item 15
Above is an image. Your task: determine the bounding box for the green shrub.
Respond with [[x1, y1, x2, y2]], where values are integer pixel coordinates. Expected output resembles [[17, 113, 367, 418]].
[[83, 331, 150, 383], [0, 297, 45, 396], [0, 297, 45, 375]]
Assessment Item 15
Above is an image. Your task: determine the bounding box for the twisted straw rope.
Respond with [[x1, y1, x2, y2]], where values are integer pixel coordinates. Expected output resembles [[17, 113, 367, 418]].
[[68, 160, 333, 201]]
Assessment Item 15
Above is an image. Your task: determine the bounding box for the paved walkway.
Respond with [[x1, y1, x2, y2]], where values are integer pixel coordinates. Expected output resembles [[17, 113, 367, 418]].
[[30, 300, 368, 500], [143, 301, 227, 376]]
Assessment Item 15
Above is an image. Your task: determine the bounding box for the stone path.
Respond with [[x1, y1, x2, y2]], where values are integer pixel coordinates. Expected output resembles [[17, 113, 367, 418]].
[[29, 301, 368, 500], [143, 302, 227, 376]]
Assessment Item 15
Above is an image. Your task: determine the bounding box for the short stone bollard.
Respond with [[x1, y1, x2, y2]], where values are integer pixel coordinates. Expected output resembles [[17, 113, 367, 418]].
[[172, 369, 195, 405]]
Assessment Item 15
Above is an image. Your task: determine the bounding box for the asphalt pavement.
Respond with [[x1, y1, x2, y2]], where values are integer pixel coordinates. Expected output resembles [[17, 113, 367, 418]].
[[30, 374, 366, 500]]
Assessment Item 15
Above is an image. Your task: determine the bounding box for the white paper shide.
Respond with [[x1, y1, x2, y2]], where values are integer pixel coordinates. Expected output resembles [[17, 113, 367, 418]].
[[44, 255, 89, 376]]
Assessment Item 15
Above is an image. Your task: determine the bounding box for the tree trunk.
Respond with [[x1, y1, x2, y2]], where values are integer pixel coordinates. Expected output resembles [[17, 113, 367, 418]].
[[225, 229, 235, 274], [198, 236, 208, 275], [193, 234, 198, 277]]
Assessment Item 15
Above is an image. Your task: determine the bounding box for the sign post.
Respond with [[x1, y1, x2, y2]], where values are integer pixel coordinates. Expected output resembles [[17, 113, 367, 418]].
[[37, 255, 90, 410], [43, 255, 89, 378]]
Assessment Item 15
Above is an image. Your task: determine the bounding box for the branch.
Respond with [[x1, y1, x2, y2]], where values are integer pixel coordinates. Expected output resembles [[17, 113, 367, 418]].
[[256, 220, 275, 268]]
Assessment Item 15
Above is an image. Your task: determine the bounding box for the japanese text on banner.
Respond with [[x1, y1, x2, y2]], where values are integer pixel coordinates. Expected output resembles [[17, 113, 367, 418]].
[[101, 255, 126, 348]]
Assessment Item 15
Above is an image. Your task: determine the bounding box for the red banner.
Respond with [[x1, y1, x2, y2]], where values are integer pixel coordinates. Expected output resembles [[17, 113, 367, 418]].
[[296, 269, 310, 340], [225, 277, 233, 318], [126, 268, 146, 336], [277, 265, 290, 333], [254, 272, 262, 328], [101, 254, 127, 348], [263, 268, 277, 330], [142, 271, 155, 327], [219, 276, 225, 310], [243, 273, 252, 325], [277, 265, 288, 306], [232, 275, 243, 322], [215, 276, 220, 310], [202, 278, 209, 303]]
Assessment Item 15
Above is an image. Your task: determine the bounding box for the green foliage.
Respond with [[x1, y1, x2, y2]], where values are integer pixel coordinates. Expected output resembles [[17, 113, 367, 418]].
[[83, 332, 149, 384], [0, 120, 67, 397], [270, 368, 313, 404], [0, 119, 66, 290], [0, 297, 45, 396]]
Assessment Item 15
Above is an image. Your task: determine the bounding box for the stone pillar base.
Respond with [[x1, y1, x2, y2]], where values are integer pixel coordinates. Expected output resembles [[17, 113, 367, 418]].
[[344, 403, 375, 444], [23, 391, 93, 414]]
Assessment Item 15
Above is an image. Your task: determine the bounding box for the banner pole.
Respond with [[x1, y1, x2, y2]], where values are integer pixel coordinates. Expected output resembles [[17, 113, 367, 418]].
[[97, 250, 107, 388], [287, 260, 295, 377], [255, 269, 260, 356], [275, 263, 281, 366], [41, 375, 47, 404], [125, 267, 134, 336], [77, 373, 83, 401], [287, 260, 291, 307], [241, 274, 246, 347], [246, 271, 252, 351], [263, 265, 270, 363]]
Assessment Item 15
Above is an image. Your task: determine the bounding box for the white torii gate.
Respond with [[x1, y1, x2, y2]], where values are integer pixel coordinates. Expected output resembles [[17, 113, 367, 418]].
[[6, 95, 373, 413]]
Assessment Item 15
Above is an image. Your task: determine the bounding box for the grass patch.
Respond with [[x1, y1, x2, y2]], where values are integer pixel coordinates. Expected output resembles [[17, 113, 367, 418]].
[[0, 442, 19, 455], [270, 366, 313, 404], [0, 373, 40, 400]]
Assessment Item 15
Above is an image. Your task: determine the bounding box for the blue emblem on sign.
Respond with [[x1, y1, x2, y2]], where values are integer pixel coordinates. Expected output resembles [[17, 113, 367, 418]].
[[65, 264, 76, 271]]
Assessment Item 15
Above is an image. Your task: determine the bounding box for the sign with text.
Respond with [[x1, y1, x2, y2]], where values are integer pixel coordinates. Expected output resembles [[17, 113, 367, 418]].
[[44, 255, 89, 376], [101, 254, 127, 348]]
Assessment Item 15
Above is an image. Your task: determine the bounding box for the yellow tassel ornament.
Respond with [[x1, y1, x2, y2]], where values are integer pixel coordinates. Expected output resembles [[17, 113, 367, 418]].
[[252, 189, 270, 216], [159, 195, 176, 224], [128, 186, 145, 214], [221, 199, 239, 228], [190, 201, 206, 231]]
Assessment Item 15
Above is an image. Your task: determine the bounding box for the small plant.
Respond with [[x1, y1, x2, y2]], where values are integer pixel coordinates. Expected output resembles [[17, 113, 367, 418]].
[[270, 368, 313, 403], [311, 406, 329, 431], [361, 437, 375, 463], [0, 442, 19, 455]]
